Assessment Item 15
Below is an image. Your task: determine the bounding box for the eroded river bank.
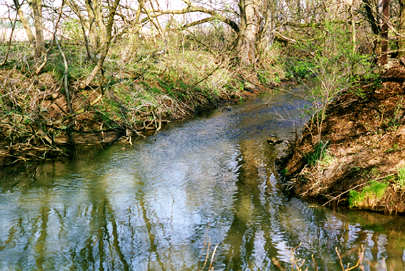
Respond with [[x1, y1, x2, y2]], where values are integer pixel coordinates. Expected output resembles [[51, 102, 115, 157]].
[[0, 86, 404, 270]]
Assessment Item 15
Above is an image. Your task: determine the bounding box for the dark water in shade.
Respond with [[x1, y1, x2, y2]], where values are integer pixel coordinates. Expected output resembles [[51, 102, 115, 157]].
[[0, 87, 404, 271]]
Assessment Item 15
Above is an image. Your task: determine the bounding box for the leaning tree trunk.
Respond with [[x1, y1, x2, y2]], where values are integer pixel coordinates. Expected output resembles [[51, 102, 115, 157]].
[[30, 0, 44, 57], [237, 0, 259, 66], [380, 0, 390, 65], [400, 0, 405, 57], [16, 6, 35, 43]]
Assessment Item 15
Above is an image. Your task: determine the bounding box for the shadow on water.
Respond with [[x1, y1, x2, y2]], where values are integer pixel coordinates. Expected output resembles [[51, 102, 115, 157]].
[[0, 86, 404, 270]]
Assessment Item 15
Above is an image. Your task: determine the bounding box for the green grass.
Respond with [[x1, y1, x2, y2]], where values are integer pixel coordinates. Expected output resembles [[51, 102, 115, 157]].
[[305, 140, 329, 166], [397, 167, 405, 188], [385, 143, 400, 154], [348, 181, 389, 208]]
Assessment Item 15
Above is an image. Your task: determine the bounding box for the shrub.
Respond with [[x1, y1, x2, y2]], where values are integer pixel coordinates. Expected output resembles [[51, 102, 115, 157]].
[[349, 181, 388, 208], [305, 140, 329, 166]]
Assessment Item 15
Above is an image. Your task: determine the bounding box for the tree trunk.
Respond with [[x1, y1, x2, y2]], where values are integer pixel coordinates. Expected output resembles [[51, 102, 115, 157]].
[[350, 2, 356, 54], [16, 7, 35, 43], [237, 0, 259, 66], [400, 0, 405, 57], [67, 0, 93, 60], [30, 0, 44, 57], [82, 0, 121, 88], [256, 0, 273, 56], [380, 0, 390, 65]]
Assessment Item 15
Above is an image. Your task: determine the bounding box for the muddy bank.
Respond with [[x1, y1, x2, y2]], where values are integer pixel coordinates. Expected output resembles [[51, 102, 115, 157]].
[[278, 66, 405, 214]]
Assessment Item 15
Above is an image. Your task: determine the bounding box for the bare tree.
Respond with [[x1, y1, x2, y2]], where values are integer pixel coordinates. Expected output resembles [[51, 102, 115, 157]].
[[400, 0, 405, 57], [29, 0, 45, 57], [380, 0, 390, 64], [81, 0, 121, 88], [13, 0, 35, 43]]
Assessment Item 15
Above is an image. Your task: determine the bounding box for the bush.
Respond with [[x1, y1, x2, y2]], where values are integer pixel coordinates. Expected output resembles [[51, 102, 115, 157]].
[[291, 21, 375, 142], [349, 181, 388, 208], [305, 140, 329, 166]]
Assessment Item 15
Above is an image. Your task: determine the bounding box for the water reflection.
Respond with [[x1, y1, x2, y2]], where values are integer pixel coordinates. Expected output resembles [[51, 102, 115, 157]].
[[0, 87, 404, 270]]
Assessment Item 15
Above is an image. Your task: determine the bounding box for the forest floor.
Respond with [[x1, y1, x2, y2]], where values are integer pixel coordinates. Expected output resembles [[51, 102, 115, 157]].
[[278, 62, 405, 215]]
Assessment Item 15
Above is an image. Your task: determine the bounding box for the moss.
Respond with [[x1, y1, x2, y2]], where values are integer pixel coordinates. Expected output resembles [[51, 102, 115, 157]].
[[348, 181, 389, 208]]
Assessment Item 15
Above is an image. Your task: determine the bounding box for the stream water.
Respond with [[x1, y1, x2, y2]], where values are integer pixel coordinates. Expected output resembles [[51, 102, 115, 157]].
[[0, 86, 404, 271]]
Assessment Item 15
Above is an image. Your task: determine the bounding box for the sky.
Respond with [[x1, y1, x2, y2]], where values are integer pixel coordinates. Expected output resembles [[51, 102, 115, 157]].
[[0, 0, 231, 41]]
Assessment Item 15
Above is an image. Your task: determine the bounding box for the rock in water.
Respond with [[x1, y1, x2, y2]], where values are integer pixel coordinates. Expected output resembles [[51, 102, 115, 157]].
[[267, 135, 283, 145], [221, 106, 232, 112]]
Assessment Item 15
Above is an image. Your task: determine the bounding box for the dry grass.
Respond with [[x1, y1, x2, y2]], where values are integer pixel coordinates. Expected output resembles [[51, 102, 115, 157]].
[[0, 29, 277, 165]]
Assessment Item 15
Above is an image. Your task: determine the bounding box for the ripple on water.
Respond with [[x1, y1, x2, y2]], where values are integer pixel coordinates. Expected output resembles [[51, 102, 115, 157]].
[[0, 86, 405, 270]]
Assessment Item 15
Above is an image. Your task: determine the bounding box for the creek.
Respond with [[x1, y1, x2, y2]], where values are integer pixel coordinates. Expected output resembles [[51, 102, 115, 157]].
[[0, 86, 404, 270]]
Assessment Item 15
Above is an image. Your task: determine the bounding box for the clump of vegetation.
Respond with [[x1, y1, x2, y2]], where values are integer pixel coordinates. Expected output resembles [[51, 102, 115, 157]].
[[304, 140, 330, 166], [397, 167, 405, 188], [300, 22, 375, 142], [348, 181, 389, 208], [385, 98, 404, 131]]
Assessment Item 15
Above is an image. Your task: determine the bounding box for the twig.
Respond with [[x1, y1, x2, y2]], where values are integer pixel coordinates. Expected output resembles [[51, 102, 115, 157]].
[[194, 61, 224, 87], [0, 5, 18, 66], [201, 241, 211, 270], [336, 246, 364, 271], [311, 254, 318, 271], [335, 247, 345, 270], [55, 36, 72, 114], [208, 243, 219, 271]]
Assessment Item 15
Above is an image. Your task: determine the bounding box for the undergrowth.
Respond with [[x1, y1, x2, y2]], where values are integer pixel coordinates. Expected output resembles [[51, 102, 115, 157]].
[[0, 26, 290, 163], [304, 140, 329, 166], [397, 167, 405, 188], [349, 181, 389, 208]]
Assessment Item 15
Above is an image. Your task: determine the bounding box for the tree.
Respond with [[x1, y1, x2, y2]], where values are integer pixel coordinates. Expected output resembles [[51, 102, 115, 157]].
[[156, 0, 273, 66], [236, 0, 259, 65], [380, 0, 390, 64], [400, 0, 405, 57], [13, 0, 35, 43], [74, 0, 121, 88], [29, 0, 45, 57]]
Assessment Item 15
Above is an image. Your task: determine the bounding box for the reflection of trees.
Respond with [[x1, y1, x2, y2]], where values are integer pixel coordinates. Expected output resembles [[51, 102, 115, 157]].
[[219, 139, 343, 270], [220, 136, 405, 270], [1, 129, 405, 270], [73, 174, 130, 271], [137, 191, 165, 271], [34, 189, 50, 271], [222, 139, 280, 270]]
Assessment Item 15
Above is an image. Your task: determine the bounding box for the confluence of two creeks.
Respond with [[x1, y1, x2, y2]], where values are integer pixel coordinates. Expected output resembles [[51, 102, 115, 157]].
[[0, 85, 404, 271]]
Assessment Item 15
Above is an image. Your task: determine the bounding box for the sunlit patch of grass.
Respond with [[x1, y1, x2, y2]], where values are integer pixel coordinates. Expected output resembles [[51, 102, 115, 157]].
[[318, 152, 334, 166], [305, 140, 330, 166], [348, 181, 388, 208], [397, 167, 405, 188], [257, 43, 287, 84]]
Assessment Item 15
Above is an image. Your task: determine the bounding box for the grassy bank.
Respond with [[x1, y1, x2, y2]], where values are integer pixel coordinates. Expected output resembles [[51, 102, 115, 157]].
[[0, 30, 288, 166]]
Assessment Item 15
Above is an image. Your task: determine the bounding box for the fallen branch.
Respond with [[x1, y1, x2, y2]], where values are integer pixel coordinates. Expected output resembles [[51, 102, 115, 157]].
[[55, 37, 72, 114]]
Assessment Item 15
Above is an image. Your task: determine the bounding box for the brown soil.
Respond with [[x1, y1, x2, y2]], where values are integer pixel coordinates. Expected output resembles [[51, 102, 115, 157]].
[[280, 64, 405, 214]]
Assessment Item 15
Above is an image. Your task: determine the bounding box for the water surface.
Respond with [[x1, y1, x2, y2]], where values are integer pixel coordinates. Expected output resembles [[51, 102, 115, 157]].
[[0, 87, 404, 270]]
